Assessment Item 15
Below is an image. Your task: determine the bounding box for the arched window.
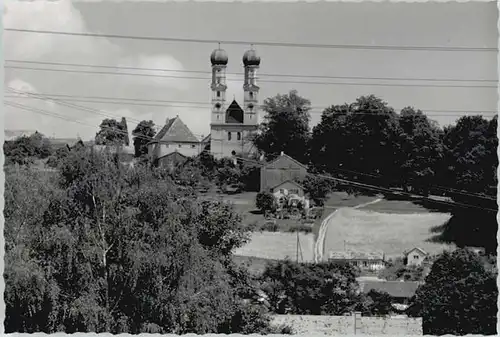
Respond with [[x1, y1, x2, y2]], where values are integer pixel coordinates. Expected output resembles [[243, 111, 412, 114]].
[[228, 132, 232, 141], [237, 132, 241, 141], [216, 91, 221, 97]]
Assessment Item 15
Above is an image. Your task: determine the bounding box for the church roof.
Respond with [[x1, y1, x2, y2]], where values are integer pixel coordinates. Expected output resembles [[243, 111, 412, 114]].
[[225, 100, 244, 124], [153, 116, 200, 143]]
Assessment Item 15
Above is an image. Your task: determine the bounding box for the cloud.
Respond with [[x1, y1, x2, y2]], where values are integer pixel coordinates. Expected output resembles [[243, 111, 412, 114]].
[[4, 1, 189, 139]]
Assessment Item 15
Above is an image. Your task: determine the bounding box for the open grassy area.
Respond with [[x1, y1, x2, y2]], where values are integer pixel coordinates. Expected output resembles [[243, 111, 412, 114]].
[[322, 208, 454, 259], [233, 232, 315, 262]]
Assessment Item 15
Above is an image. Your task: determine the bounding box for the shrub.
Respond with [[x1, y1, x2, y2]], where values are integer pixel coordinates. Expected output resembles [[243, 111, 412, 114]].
[[256, 191, 278, 213]]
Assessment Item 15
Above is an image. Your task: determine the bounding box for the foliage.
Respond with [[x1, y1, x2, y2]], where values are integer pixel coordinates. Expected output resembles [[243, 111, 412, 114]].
[[310, 96, 403, 188], [360, 290, 394, 317], [4, 148, 273, 334], [397, 107, 444, 195], [46, 146, 71, 168], [132, 120, 156, 158], [256, 191, 278, 214], [253, 90, 312, 163], [408, 249, 497, 335], [260, 260, 360, 315], [4, 132, 53, 166], [378, 258, 425, 281], [299, 175, 335, 206], [95, 118, 129, 145]]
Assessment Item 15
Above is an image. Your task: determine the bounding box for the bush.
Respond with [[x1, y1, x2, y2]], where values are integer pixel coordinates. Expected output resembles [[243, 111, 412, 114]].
[[286, 224, 313, 234], [260, 221, 279, 232], [256, 191, 278, 213]]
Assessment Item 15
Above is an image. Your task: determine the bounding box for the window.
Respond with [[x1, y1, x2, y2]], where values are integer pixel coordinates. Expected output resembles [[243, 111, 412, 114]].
[[217, 115, 219, 120], [191, 145, 196, 148], [217, 91, 221, 97], [279, 189, 284, 194], [289, 189, 298, 194], [228, 132, 232, 141], [363, 261, 368, 267], [237, 132, 241, 140], [414, 255, 419, 259], [178, 144, 182, 148], [249, 92, 253, 99]]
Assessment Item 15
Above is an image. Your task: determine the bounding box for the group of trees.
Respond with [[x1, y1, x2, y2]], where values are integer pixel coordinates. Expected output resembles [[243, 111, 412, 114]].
[[4, 131, 53, 165], [253, 90, 498, 253], [4, 147, 286, 334]]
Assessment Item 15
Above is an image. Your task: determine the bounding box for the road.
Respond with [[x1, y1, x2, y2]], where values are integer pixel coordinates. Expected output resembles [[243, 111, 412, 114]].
[[313, 198, 382, 263]]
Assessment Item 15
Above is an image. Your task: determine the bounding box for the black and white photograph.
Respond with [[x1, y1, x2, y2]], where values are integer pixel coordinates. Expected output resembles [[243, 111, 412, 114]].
[[3, 0, 498, 335]]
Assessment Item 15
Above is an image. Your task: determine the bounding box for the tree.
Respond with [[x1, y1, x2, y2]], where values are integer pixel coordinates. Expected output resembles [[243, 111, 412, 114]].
[[253, 90, 312, 163], [397, 107, 444, 195], [95, 119, 128, 145], [260, 260, 360, 315], [432, 115, 498, 254], [255, 191, 278, 214], [298, 175, 335, 206], [408, 249, 497, 335], [361, 290, 393, 317], [4, 132, 53, 166], [310, 96, 403, 189], [132, 120, 156, 157], [5, 147, 274, 334]]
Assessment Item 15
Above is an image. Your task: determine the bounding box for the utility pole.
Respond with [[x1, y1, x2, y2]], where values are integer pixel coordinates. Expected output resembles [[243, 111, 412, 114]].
[[296, 230, 299, 263]]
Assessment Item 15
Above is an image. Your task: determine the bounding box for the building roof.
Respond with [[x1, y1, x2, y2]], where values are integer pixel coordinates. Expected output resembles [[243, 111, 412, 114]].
[[210, 48, 228, 66], [271, 179, 304, 191], [264, 152, 308, 170], [225, 100, 244, 124], [201, 134, 211, 144], [243, 48, 261, 67], [403, 247, 428, 257], [153, 116, 200, 143], [156, 151, 187, 161], [360, 281, 420, 299], [329, 250, 385, 261]]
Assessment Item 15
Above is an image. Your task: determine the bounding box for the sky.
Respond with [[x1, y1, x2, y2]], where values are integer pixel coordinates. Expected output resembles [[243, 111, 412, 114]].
[[3, 1, 498, 141]]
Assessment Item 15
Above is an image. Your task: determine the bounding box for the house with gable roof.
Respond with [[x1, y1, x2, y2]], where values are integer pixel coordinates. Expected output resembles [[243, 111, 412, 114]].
[[148, 116, 204, 163], [403, 247, 429, 267], [260, 152, 308, 193]]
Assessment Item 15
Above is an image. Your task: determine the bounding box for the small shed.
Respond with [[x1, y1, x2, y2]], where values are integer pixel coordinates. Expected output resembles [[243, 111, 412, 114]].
[[260, 152, 308, 192], [360, 280, 420, 305], [155, 151, 188, 171]]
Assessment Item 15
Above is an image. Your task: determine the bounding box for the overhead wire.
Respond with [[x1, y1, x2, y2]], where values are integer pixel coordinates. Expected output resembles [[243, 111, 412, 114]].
[[5, 28, 497, 52], [6, 65, 498, 89], [6, 59, 498, 83]]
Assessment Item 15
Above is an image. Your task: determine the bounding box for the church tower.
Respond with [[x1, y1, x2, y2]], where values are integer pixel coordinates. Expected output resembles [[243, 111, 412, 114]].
[[210, 45, 228, 123], [242, 47, 261, 125]]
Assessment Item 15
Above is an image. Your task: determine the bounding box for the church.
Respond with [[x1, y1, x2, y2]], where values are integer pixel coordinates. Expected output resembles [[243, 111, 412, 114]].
[[148, 46, 261, 161], [207, 46, 261, 159]]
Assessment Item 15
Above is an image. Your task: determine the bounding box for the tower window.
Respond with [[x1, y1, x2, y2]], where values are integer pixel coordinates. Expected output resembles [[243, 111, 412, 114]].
[[237, 132, 241, 141], [228, 132, 232, 141], [249, 92, 254, 99], [217, 91, 221, 97], [217, 115, 219, 120]]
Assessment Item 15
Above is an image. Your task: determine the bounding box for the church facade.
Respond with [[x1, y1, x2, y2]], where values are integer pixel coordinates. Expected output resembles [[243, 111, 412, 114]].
[[208, 47, 261, 159]]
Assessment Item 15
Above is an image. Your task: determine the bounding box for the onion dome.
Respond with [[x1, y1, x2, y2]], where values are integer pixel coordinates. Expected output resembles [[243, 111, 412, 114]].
[[210, 48, 228, 66], [243, 48, 261, 66]]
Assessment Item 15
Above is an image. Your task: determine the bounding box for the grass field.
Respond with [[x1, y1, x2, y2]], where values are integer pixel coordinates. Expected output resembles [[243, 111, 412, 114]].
[[322, 208, 454, 259], [233, 232, 315, 262]]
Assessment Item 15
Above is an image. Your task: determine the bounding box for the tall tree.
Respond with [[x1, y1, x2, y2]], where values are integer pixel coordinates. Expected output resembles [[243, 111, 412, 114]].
[[132, 120, 156, 157], [95, 119, 128, 145], [408, 249, 497, 335], [397, 107, 444, 195], [310, 95, 402, 188], [253, 90, 312, 163]]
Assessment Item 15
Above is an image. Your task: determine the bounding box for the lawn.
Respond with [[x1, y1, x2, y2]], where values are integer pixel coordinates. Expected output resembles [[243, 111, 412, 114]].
[[322, 208, 454, 259]]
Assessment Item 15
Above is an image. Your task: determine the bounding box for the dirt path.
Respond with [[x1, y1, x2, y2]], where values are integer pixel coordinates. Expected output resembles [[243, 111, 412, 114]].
[[313, 198, 382, 263]]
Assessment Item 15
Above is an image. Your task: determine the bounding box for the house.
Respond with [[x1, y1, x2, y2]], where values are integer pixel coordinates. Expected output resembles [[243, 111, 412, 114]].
[[403, 247, 428, 267], [359, 280, 421, 309], [92, 144, 136, 162], [148, 116, 204, 162], [155, 151, 188, 172], [271, 180, 305, 198], [260, 152, 308, 193], [329, 251, 386, 272]]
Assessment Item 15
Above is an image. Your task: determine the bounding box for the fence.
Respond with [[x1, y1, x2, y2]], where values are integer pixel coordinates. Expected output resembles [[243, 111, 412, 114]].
[[272, 313, 422, 335]]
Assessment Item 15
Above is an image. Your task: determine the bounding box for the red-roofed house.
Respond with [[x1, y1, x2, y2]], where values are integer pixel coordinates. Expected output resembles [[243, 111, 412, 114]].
[[148, 116, 204, 161]]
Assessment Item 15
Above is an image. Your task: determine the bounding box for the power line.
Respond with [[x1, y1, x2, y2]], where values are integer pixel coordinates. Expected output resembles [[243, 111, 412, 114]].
[[6, 65, 497, 89], [6, 59, 497, 83], [5, 28, 497, 52], [5, 93, 497, 117]]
